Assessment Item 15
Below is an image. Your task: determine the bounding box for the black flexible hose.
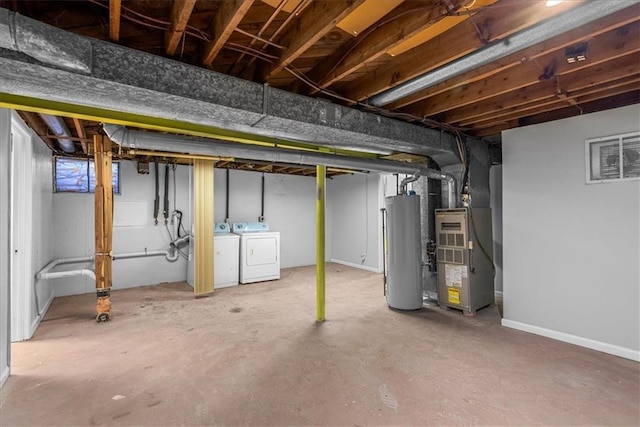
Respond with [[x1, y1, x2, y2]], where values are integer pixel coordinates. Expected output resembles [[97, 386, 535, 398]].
[[163, 163, 169, 224], [153, 161, 159, 225], [226, 169, 230, 222], [260, 173, 265, 221]]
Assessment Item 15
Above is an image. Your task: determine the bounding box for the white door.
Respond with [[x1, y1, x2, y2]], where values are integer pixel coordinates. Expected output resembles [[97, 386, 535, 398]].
[[9, 117, 33, 342]]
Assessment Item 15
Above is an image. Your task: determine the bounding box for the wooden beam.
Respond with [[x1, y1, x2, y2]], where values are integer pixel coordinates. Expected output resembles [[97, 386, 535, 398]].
[[109, 0, 121, 42], [72, 117, 88, 154], [389, 10, 640, 111], [473, 89, 640, 137], [166, 0, 197, 56], [262, 0, 366, 81], [446, 51, 640, 126], [407, 24, 640, 118], [471, 81, 640, 130], [457, 74, 640, 127], [341, 0, 585, 102], [297, 0, 465, 95], [518, 90, 640, 127], [202, 0, 255, 67], [94, 135, 113, 322], [18, 111, 57, 152]]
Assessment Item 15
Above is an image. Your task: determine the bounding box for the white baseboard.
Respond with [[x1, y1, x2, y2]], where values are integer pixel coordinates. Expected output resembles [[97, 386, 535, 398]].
[[28, 293, 54, 340], [494, 290, 503, 298], [0, 366, 9, 389], [502, 319, 640, 362], [330, 259, 382, 274]]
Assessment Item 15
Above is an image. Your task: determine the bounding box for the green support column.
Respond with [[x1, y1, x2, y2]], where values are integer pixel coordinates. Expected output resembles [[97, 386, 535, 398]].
[[316, 165, 326, 322]]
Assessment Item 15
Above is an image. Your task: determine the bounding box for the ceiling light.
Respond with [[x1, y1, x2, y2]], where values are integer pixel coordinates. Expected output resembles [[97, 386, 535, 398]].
[[367, 0, 637, 107], [546, 0, 564, 6]]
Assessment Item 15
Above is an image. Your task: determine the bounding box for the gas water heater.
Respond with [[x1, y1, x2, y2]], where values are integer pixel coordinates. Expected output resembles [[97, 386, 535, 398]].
[[384, 194, 423, 310], [435, 208, 493, 316]]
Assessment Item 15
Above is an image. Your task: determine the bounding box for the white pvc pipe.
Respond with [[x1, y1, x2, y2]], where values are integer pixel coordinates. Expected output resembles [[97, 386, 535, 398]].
[[40, 269, 96, 281], [36, 249, 180, 282], [36, 256, 93, 279]]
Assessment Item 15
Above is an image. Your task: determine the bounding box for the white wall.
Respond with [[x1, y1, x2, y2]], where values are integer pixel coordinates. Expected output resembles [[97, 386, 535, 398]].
[[0, 108, 11, 387], [52, 161, 191, 296], [16, 115, 55, 337], [329, 173, 383, 272], [501, 104, 640, 361], [490, 165, 503, 294], [214, 169, 331, 268]]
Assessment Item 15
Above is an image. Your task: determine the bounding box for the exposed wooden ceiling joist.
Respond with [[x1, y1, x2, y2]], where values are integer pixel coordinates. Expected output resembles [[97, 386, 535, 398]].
[[72, 117, 89, 154], [260, 0, 366, 81], [295, 0, 467, 95], [450, 67, 640, 127], [202, 0, 255, 67], [390, 10, 640, 111], [471, 79, 640, 131], [408, 24, 640, 118], [109, 0, 121, 42], [341, 0, 583, 102], [17, 111, 57, 152], [165, 0, 197, 56], [1, 0, 638, 142]]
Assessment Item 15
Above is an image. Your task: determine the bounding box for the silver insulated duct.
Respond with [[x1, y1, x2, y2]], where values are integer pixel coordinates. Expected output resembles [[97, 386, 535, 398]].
[[103, 124, 458, 208]]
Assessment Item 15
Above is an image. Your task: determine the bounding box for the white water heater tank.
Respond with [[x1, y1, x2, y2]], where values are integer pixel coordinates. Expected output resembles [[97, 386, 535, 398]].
[[385, 194, 423, 310]]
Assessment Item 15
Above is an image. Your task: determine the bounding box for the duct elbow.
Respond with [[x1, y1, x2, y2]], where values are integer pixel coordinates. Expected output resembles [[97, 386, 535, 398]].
[[103, 124, 128, 146]]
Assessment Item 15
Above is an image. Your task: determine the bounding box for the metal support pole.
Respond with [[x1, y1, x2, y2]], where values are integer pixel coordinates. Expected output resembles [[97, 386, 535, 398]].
[[316, 165, 326, 322]]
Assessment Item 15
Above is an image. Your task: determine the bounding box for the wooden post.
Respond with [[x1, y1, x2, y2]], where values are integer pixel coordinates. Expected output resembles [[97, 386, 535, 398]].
[[193, 159, 215, 297], [94, 135, 113, 322]]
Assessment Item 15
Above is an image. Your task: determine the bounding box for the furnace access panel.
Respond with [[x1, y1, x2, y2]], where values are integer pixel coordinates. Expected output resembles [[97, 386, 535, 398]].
[[435, 208, 494, 316]]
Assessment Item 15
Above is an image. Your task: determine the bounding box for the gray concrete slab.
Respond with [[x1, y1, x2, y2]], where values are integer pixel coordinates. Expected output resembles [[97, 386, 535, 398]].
[[1, 264, 638, 425]]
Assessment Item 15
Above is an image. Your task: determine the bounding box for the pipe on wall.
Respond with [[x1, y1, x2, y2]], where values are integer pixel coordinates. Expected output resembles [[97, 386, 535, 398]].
[[104, 124, 459, 208], [36, 250, 180, 282]]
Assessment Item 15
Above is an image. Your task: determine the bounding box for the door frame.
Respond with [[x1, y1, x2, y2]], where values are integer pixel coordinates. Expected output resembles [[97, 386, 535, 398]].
[[9, 113, 34, 342]]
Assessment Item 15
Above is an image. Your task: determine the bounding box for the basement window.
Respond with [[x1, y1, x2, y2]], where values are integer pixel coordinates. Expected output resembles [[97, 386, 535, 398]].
[[54, 157, 120, 194], [586, 132, 640, 183]]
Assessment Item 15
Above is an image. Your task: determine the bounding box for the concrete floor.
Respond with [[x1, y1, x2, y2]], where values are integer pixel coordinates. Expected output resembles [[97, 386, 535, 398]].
[[1, 264, 638, 426]]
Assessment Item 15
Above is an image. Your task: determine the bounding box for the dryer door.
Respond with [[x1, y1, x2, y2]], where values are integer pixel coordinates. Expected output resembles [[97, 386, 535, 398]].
[[246, 235, 278, 266]]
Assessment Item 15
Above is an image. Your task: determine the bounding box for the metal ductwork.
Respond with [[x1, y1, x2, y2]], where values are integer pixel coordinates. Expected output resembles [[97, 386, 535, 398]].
[[0, 8, 91, 73], [0, 7, 463, 166], [103, 124, 459, 208], [38, 113, 75, 153], [368, 0, 640, 106]]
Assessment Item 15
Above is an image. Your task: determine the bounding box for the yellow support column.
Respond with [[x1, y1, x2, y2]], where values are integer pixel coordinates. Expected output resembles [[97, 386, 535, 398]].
[[316, 165, 326, 322], [194, 159, 215, 297]]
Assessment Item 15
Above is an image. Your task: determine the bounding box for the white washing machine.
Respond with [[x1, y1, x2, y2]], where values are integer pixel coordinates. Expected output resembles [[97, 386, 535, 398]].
[[187, 223, 239, 289], [213, 223, 240, 288], [232, 222, 280, 284]]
